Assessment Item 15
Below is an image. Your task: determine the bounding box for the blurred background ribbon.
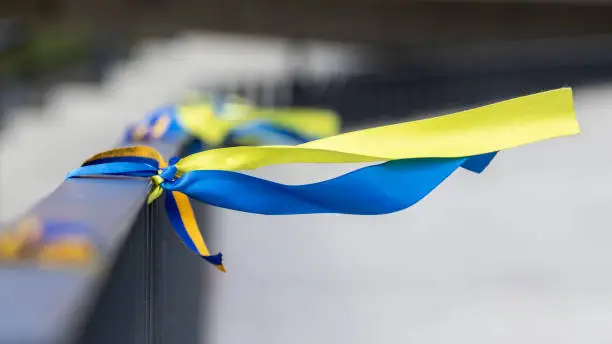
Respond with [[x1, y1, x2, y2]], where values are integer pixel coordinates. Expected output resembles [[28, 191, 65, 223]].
[[66, 88, 580, 272], [0, 216, 101, 267], [123, 92, 341, 147]]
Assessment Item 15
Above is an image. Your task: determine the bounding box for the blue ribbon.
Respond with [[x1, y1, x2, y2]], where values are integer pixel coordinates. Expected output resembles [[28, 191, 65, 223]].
[[68, 152, 497, 215], [161, 152, 497, 215], [222, 120, 318, 146]]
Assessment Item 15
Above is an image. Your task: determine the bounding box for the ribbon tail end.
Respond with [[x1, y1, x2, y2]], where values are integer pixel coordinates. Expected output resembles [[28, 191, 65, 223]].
[[201, 253, 226, 273], [461, 152, 498, 174]]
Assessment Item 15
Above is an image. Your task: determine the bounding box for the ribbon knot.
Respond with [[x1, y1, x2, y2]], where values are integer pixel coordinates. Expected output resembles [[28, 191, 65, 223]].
[[149, 156, 181, 204], [68, 147, 226, 273], [156, 158, 179, 184]]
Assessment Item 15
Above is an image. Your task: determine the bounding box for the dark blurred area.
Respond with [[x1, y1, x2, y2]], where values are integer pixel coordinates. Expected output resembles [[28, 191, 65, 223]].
[[0, 20, 129, 118], [4, 0, 612, 123]]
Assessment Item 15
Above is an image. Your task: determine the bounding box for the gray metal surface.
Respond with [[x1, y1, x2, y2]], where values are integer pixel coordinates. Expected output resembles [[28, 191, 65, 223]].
[[0, 139, 185, 344], [75, 200, 207, 344], [203, 84, 612, 344]]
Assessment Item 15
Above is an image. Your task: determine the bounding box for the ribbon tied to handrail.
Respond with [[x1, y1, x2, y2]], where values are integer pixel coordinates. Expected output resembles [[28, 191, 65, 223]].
[[68, 88, 580, 272]]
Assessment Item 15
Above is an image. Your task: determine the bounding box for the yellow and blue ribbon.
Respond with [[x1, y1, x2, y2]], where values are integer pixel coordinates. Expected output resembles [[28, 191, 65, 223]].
[[221, 120, 318, 146], [0, 217, 100, 266], [68, 88, 580, 272], [124, 93, 341, 147], [124, 104, 184, 142]]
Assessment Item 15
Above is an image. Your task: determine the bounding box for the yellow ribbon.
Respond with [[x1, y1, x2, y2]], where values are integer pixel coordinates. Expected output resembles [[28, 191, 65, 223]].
[[177, 103, 340, 146], [175, 88, 579, 173]]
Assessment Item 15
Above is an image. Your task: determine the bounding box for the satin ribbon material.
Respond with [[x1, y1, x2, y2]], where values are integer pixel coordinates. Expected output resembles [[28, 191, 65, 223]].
[[68, 88, 580, 272]]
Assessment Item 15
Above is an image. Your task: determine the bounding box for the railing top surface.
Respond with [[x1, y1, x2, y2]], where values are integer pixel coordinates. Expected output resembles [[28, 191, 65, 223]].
[[0, 138, 186, 344]]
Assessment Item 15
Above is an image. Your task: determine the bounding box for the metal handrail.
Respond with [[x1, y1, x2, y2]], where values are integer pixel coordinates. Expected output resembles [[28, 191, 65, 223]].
[[0, 137, 188, 344]]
